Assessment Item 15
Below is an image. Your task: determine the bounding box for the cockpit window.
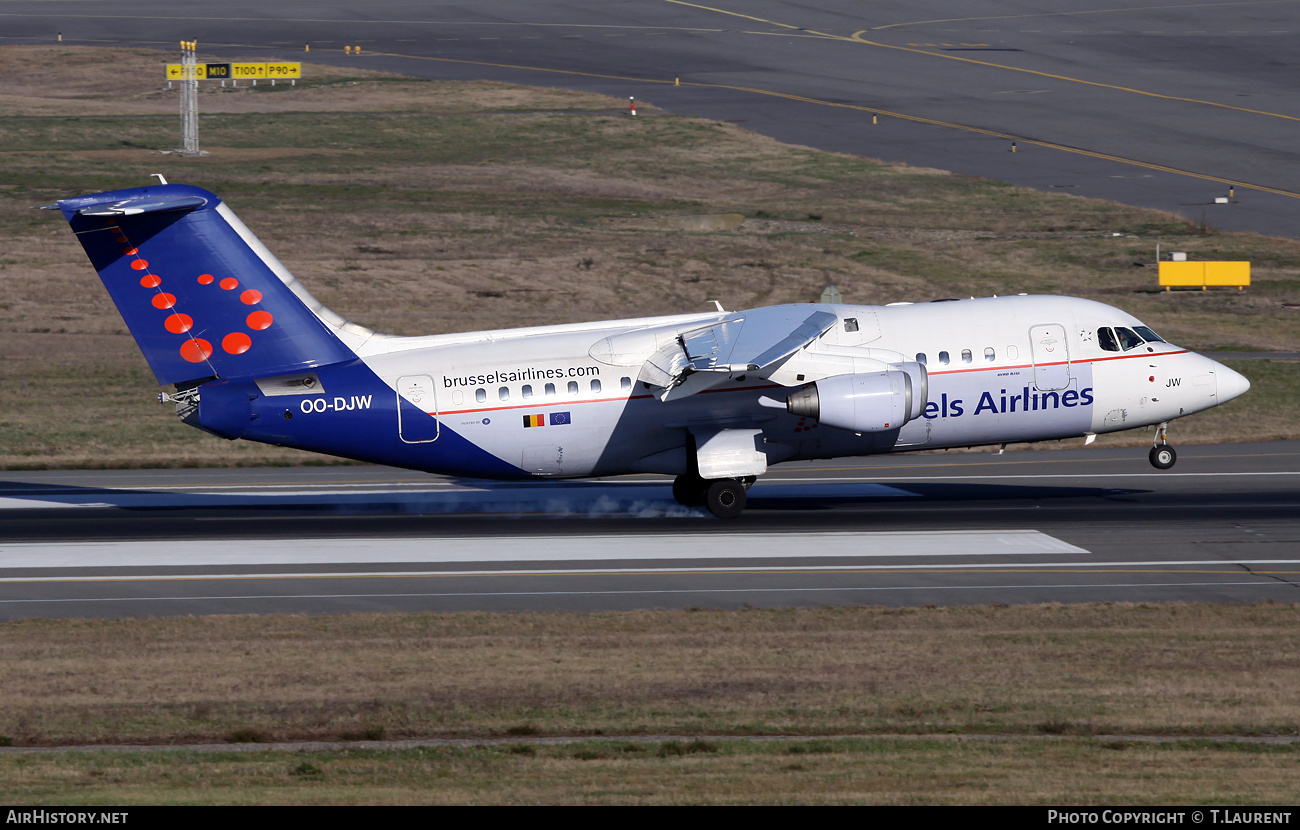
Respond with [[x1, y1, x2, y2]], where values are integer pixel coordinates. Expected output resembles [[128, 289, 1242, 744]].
[[1099, 326, 1146, 352], [1134, 326, 1164, 343], [1098, 327, 1119, 352], [1116, 327, 1144, 351]]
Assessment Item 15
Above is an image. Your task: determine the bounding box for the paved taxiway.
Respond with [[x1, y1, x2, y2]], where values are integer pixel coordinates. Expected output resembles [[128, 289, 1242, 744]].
[[5, 0, 1300, 236], [2, 441, 1297, 618]]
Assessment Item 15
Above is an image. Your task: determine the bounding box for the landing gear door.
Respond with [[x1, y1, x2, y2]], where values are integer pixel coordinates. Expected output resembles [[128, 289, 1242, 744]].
[[397, 375, 440, 443], [1029, 324, 1071, 392], [693, 428, 767, 479]]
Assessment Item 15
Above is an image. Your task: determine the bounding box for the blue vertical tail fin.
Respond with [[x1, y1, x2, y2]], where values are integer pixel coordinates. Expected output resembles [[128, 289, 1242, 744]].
[[52, 183, 361, 387]]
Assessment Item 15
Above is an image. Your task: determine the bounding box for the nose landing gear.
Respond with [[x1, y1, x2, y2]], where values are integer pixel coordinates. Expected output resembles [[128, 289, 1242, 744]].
[[1149, 444, 1177, 469], [1148, 421, 1177, 469]]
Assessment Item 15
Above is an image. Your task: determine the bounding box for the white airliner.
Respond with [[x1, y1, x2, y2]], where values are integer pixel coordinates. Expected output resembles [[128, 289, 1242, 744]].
[[46, 183, 1250, 517]]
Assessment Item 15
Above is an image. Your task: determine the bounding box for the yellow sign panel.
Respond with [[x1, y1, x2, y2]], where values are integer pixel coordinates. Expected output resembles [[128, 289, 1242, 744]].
[[165, 64, 207, 80], [230, 63, 301, 79], [165, 62, 300, 80], [265, 63, 301, 78]]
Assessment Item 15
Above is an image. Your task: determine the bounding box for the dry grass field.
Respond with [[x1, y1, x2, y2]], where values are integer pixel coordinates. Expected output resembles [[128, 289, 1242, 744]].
[[0, 45, 1296, 468], [1, 605, 1298, 804], [6, 604, 1300, 744], [4, 737, 1299, 805]]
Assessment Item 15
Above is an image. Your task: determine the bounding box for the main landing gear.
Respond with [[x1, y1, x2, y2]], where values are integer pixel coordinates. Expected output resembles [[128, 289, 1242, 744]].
[[672, 473, 754, 519], [1148, 421, 1177, 470]]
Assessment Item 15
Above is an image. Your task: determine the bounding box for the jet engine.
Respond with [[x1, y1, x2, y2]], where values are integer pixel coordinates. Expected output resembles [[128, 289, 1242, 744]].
[[785, 363, 927, 433]]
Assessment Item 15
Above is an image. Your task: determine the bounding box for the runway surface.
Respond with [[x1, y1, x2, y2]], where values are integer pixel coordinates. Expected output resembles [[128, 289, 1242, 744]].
[[1, 3, 1297, 618], [2, 440, 1297, 618], [4, 0, 1299, 236]]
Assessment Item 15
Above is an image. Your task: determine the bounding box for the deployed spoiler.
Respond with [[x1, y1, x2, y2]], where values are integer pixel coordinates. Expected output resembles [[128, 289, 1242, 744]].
[[642, 307, 839, 401]]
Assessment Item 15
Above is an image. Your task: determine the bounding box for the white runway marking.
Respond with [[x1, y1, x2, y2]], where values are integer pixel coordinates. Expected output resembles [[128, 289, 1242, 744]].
[[0, 530, 1086, 569]]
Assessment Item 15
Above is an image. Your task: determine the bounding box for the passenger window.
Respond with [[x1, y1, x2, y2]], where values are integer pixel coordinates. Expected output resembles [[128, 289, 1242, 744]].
[[498, 387, 509, 401], [621, 376, 632, 390], [590, 379, 601, 393], [522, 385, 533, 399], [915, 353, 927, 365], [545, 383, 556, 396], [568, 381, 579, 395], [939, 351, 950, 365], [984, 347, 995, 362], [961, 349, 972, 364], [475, 388, 486, 403], [1098, 327, 1119, 352], [1007, 345, 1019, 360]]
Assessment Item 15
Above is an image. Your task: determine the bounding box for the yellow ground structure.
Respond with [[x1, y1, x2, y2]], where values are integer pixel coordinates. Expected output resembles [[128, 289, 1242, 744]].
[[1158, 261, 1250, 290]]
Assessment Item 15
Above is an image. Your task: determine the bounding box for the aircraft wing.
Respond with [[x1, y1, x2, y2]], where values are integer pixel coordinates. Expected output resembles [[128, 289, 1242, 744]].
[[641, 307, 838, 401]]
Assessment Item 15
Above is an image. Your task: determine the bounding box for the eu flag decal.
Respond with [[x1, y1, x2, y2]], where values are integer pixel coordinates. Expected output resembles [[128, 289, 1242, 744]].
[[549, 411, 571, 426], [522, 414, 545, 428]]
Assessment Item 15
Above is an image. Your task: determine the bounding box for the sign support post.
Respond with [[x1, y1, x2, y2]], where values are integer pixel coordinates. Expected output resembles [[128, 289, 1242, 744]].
[[177, 40, 205, 156]]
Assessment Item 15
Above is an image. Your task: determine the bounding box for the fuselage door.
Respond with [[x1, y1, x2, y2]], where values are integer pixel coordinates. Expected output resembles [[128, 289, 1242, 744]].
[[1029, 324, 1071, 391], [397, 375, 440, 443]]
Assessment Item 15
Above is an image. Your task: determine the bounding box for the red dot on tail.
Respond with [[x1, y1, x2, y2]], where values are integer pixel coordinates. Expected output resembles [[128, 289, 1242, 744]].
[[180, 339, 212, 363], [152, 293, 177, 310], [246, 310, 273, 330], [165, 313, 193, 334], [139, 274, 161, 288], [198, 273, 215, 285], [116, 236, 128, 244], [222, 332, 252, 355], [131, 260, 149, 271], [123, 247, 138, 256], [220, 278, 238, 290], [240, 289, 262, 305]]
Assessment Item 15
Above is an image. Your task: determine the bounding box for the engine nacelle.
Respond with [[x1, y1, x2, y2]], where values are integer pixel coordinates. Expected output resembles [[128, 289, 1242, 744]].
[[893, 360, 928, 422], [785, 368, 923, 433]]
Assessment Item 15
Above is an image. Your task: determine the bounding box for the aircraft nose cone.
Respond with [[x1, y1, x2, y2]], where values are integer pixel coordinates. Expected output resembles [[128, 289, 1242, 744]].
[[1216, 363, 1251, 404]]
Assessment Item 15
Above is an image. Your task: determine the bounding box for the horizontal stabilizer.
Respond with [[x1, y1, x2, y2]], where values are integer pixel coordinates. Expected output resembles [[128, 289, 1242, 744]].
[[75, 193, 209, 217]]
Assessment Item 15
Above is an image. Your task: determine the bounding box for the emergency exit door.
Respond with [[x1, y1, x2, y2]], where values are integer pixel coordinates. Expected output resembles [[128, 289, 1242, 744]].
[[1029, 324, 1071, 392], [397, 375, 440, 443]]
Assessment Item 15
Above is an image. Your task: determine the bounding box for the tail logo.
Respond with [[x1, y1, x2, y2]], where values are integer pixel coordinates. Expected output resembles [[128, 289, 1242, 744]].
[[111, 222, 276, 364]]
